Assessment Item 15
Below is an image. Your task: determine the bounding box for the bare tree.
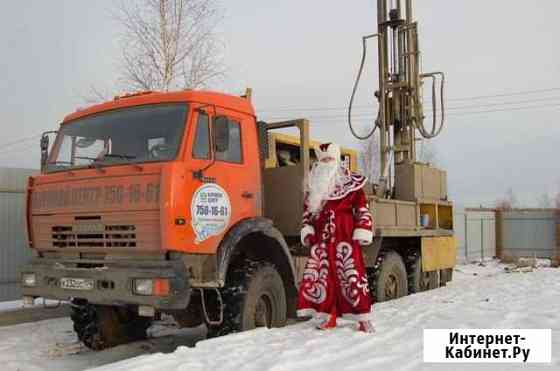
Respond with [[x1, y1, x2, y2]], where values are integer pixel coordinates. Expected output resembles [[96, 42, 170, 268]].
[[496, 187, 518, 210], [359, 133, 380, 182], [82, 85, 115, 104], [359, 135, 439, 182], [495, 200, 511, 210], [115, 0, 224, 92]]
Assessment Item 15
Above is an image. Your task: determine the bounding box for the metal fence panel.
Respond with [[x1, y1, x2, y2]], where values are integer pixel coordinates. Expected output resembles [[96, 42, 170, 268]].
[[0, 168, 36, 301], [0, 168, 33, 190], [453, 209, 496, 263], [501, 210, 556, 260]]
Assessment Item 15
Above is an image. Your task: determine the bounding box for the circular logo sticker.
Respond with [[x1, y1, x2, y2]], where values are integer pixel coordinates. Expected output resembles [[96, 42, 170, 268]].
[[191, 183, 231, 244]]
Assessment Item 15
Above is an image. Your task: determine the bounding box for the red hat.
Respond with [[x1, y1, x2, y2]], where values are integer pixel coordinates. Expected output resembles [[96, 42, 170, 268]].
[[314, 142, 341, 162]]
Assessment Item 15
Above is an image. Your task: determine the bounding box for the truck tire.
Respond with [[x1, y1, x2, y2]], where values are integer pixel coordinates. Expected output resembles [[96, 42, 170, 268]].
[[374, 251, 408, 302], [70, 300, 151, 350], [440, 268, 453, 286], [207, 262, 287, 338], [409, 254, 439, 293]]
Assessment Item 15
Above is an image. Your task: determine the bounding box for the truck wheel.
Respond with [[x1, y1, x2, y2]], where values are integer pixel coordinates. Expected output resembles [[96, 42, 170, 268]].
[[409, 254, 439, 293], [440, 268, 453, 286], [207, 262, 287, 338], [374, 251, 408, 302], [70, 300, 151, 350]]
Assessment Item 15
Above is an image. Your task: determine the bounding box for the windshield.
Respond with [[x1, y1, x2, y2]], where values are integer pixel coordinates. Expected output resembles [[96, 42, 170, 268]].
[[47, 103, 188, 172]]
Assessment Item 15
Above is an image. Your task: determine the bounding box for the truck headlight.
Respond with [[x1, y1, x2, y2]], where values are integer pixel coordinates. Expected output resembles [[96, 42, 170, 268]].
[[133, 279, 154, 295], [133, 278, 169, 296], [22, 273, 37, 287]]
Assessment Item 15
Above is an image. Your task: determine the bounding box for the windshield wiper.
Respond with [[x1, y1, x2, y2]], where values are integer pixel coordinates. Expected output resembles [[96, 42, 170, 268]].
[[102, 153, 136, 160], [73, 156, 100, 167], [47, 161, 73, 169], [75, 156, 97, 162], [75, 154, 136, 168]]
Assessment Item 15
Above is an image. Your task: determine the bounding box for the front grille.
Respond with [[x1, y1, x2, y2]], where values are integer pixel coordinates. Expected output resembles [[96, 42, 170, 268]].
[[52, 225, 137, 248]]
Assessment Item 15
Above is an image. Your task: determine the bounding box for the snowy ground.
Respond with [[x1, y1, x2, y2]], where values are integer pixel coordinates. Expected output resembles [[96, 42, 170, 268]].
[[0, 261, 558, 371], [0, 299, 63, 313], [0, 300, 29, 312]]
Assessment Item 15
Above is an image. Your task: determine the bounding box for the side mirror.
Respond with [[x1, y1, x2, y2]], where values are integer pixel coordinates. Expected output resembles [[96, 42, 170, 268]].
[[213, 116, 229, 153], [40, 131, 58, 173]]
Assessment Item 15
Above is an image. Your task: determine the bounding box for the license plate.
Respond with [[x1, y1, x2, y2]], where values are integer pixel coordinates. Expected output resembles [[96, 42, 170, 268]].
[[73, 223, 105, 234], [60, 277, 95, 291]]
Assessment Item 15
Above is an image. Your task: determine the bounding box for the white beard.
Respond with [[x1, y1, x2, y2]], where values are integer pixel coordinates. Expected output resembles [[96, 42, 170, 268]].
[[307, 162, 339, 214]]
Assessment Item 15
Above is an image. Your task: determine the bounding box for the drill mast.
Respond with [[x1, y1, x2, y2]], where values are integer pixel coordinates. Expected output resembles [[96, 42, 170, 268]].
[[350, 0, 445, 197]]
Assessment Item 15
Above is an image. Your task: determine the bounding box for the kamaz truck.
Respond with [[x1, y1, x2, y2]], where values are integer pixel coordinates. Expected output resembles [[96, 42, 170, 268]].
[[21, 0, 455, 350]]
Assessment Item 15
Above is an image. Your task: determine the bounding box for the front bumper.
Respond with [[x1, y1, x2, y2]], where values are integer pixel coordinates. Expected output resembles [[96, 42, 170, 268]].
[[21, 257, 191, 310]]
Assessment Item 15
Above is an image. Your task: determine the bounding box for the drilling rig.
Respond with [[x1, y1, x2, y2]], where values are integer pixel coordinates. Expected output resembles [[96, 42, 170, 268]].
[[346, 0, 454, 299], [349, 0, 446, 198]]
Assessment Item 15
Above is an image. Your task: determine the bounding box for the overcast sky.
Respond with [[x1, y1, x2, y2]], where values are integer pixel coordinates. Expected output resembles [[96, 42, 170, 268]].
[[1, 1, 559, 207]]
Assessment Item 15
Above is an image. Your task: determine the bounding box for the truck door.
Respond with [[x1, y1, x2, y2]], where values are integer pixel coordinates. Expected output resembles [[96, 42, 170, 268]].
[[183, 106, 260, 254]]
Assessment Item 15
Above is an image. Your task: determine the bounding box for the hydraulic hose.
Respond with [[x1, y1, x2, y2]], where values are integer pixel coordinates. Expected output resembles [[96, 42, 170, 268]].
[[417, 72, 446, 139], [348, 34, 380, 140]]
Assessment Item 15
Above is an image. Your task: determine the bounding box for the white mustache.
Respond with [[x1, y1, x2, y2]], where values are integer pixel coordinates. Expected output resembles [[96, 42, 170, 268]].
[[307, 163, 339, 214]]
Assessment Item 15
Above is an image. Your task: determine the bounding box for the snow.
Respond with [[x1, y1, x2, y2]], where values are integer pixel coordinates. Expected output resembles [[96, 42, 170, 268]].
[[0, 298, 63, 313], [0, 261, 558, 371], [0, 300, 27, 312], [0, 317, 206, 371]]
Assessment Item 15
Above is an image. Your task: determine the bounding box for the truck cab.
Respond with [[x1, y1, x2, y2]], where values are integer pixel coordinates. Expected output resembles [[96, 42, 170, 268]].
[[23, 90, 299, 349]]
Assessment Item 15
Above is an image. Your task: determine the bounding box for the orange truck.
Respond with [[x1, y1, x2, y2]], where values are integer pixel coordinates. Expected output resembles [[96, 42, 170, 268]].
[[21, 89, 455, 350]]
